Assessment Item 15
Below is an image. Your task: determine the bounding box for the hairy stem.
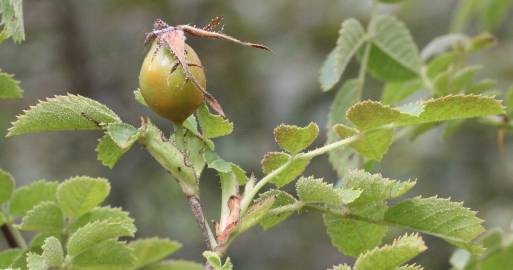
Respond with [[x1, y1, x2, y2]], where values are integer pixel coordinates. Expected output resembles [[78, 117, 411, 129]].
[[187, 195, 217, 251], [239, 134, 360, 216]]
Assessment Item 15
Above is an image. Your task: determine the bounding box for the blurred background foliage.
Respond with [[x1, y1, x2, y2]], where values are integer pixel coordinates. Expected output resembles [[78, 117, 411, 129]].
[[1, 0, 513, 269]]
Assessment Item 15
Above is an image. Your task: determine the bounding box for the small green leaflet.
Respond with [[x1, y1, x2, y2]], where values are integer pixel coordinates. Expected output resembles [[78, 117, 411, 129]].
[[296, 176, 361, 206], [0, 168, 14, 204], [261, 152, 310, 187], [96, 134, 126, 169], [0, 248, 23, 268], [0, 0, 25, 43], [7, 94, 121, 137], [257, 189, 297, 230], [274, 122, 319, 154], [9, 180, 58, 217], [41, 237, 64, 268], [0, 71, 23, 99], [68, 206, 134, 233], [319, 19, 367, 91], [19, 201, 64, 233], [70, 239, 135, 270], [353, 234, 427, 270], [57, 176, 111, 218], [129, 238, 182, 268], [238, 196, 275, 234], [203, 251, 233, 270], [197, 103, 233, 139]]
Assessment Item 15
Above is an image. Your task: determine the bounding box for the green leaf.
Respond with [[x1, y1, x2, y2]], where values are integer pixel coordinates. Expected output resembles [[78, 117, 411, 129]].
[[327, 79, 361, 177], [344, 170, 416, 205], [296, 176, 361, 206], [142, 260, 203, 270], [0, 72, 22, 99], [129, 238, 182, 268], [26, 253, 45, 270], [319, 19, 367, 91], [261, 152, 311, 187], [197, 104, 233, 139], [238, 196, 276, 234], [7, 94, 121, 137], [95, 134, 125, 169], [19, 202, 64, 233], [0, 168, 14, 204], [204, 150, 232, 173], [397, 265, 423, 270], [426, 52, 458, 79], [9, 180, 58, 217], [482, 0, 513, 31], [57, 176, 110, 218], [324, 202, 389, 257], [68, 206, 134, 233], [106, 123, 139, 149], [134, 88, 148, 107], [481, 243, 513, 270], [67, 220, 136, 256], [354, 234, 427, 270], [41, 237, 64, 267], [202, 252, 232, 270], [334, 124, 393, 161], [382, 80, 422, 105], [70, 239, 135, 270], [385, 196, 485, 248], [0, 248, 23, 268], [0, 0, 25, 42], [365, 15, 421, 81], [274, 122, 319, 154], [257, 190, 297, 230]]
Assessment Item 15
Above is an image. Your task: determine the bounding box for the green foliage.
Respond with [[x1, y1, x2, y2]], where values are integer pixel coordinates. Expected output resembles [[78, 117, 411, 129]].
[[0, 168, 14, 204], [70, 239, 135, 270], [0, 0, 25, 43], [274, 122, 319, 154], [385, 196, 485, 250], [353, 234, 426, 270], [7, 94, 121, 137], [40, 237, 64, 268], [364, 15, 421, 81], [9, 180, 58, 217], [57, 176, 111, 218], [238, 196, 275, 234], [0, 71, 22, 99], [129, 238, 182, 268], [143, 260, 203, 270], [96, 134, 126, 169], [0, 249, 23, 268], [203, 251, 233, 270], [197, 104, 233, 139], [68, 206, 133, 233], [319, 19, 367, 91], [260, 152, 310, 187], [257, 190, 297, 230], [296, 176, 361, 206], [19, 202, 64, 233]]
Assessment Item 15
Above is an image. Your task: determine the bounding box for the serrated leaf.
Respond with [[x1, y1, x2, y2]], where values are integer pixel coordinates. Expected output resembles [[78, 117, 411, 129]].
[[0, 0, 25, 42], [354, 234, 427, 270], [0, 249, 23, 268], [95, 134, 125, 169], [204, 150, 232, 173], [143, 260, 203, 270], [0, 72, 22, 99], [344, 170, 416, 205], [9, 180, 58, 217], [57, 176, 110, 218], [67, 220, 136, 256], [19, 202, 64, 233], [398, 265, 423, 270], [365, 15, 421, 81], [0, 169, 14, 204], [327, 79, 361, 177], [197, 104, 233, 139], [202, 252, 232, 270], [382, 80, 422, 105], [70, 239, 135, 270], [68, 206, 133, 233], [334, 124, 393, 161], [296, 176, 354, 206], [41, 237, 64, 267], [274, 122, 319, 154], [319, 19, 367, 91], [129, 238, 182, 268], [238, 196, 275, 234], [7, 94, 121, 137], [257, 190, 297, 230], [261, 152, 311, 187], [325, 202, 389, 257], [106, 123, 139, 149], [26, 253, 45, 270], [385, 196, 485, 248]]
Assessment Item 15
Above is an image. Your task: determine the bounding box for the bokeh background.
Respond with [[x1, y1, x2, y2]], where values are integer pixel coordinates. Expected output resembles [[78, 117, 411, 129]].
[[1, 0, 513, 269]]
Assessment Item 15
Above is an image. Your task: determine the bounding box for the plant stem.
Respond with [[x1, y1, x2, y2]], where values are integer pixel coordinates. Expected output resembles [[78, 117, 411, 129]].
[[1, 222, 27, 249], [239, 134, 360, 216], [187, 195, 216, 250]]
